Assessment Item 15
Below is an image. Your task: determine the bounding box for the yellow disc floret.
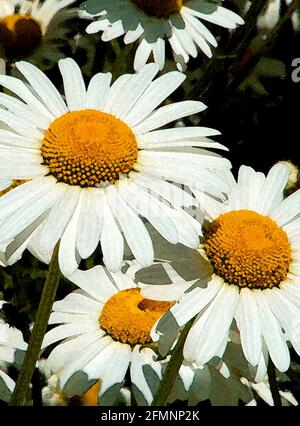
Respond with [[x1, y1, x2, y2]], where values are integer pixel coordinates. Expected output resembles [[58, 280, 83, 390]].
[[99, 288, 174, 345], [0, 14, 42, 58], [41, 110, 138, 188], [204, 210, 292, 290], [132, 0, 186, 18]]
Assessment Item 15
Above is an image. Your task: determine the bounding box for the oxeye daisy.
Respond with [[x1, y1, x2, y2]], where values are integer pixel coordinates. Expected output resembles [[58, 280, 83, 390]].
[[0, 301, 27, 402], [0, 0, 76, 68], [144, 164, 300, 374], [84, 0, 244, 71], [0, 58, 230, 275], [40, 371, 104, 406], [41, 265, 179, 405]]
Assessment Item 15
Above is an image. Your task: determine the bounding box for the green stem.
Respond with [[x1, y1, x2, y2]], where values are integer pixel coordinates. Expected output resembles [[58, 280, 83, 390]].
[[267, 360, 282, 407], [9, 243, 61, 406], [152, 319, 194, 406]]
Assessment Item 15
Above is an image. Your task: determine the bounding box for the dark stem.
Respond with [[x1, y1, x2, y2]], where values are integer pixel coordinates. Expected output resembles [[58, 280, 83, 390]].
[[226, 0, 299, 93], [152, 319, 194, 406], [267, 359, 282, 406], [186, 0, 269, 103], [9, 243, 61, 406]]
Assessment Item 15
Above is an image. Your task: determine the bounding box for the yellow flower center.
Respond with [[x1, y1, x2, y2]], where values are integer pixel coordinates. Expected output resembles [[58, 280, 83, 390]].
[[132, 0, 186, 18], [0, 14, 42, 58], [204, 210, 292, 290], [80, 381, 100, 406], [41, 110, 138, 188], [99, 288, 174, 345]]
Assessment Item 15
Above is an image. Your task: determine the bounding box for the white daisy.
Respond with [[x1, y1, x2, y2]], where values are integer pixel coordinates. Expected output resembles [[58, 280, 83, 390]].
[[0, 0, 76, 64], [84, 0, 244, 71], [0, 58, 230, 275], [41, 264, 180, 405], [0, 300, 28, 402], [145, 164, 300, 374]]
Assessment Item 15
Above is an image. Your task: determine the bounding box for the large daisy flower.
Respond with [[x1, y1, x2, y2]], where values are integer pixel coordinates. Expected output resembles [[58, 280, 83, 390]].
[[0, 58, 230, 275], [144, 164, 300, 374], [0, 301, 28, 402], [0, 0, 76, 68], [41, 264, 181, 405], [84, 0, 244, 71]]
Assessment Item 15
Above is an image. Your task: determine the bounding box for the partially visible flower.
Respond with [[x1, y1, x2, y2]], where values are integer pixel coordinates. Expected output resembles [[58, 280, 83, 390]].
[[144, 164, 300, 375], [42, 264, 182, 405], [40, 371, 132, 406], [84, 0, 244, 71], [0, 300, 27, 402], [0, 0, 77, 69], [0, 58, 230, 275]]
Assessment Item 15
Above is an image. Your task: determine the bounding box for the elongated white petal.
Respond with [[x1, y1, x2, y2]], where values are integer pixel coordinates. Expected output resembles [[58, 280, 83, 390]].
[[235, 288, 262, 366], [101, 194, 124, 272], [106, 185, 154, 267], [68, 266, 117, 303], [59, 58, 86, 111], [171, 277, 223, 326], [125, 71, 186, 127], [86, 72, 112, 111], [255, 292, 290, 372], [16, 61, 67, 118]]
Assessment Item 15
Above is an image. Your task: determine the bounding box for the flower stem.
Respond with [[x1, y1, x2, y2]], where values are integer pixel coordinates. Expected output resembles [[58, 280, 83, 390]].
[[9, 243, 61, 406], [152, 319, 194, 406], [267, 359, 282, 406]]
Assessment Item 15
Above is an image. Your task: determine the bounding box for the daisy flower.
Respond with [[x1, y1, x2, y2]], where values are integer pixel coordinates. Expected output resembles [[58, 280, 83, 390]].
[[41, 264, 179, 405], [40, 371, 131, 406], [0, 58, 230, 275], [0, 300, 28, 402], [0, 0, 76, 68], [144, 164, 300, 374], [84, 0, 244, 71]]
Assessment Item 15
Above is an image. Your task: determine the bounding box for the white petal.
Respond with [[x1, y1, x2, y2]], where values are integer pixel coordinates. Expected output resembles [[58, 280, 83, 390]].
[[42, 322, 96, 349], [134, 39, 153, 71], [271, 189, 300, 226], [101, 194, 124, 272], [125, 71, 186, 127], [58, 191, 83, 277], [255, 164, 289, 215], [68, 266, 117, 303], [255, 292, 290, 372], [171, 277, 223, 326], [58, 58, 86, 111], [235, 288, 262, 366], [118, 180, 178, 245], [104, 74, 132, 114], [113, 63, 159, 119], [98, 342, 131, 396], [59, 336, 111, 389], [76, 190, 103, 259], [134, 101, 206, 134], [187, 283, 238, 365], [130, 347, 161, 405], [39, 186, 80, 253], [86, 72, 112, 111], [106, 185, 154, 267], [16, 61, 67, 118]]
